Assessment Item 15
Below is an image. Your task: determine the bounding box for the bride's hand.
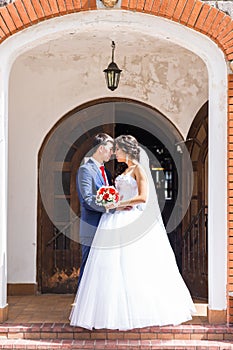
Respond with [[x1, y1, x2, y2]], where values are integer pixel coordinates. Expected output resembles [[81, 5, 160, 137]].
[[105, 202, 118, 210], [116, 205, 133, 211], [105, 201, 132, 211], [115, 199, 133, 211]]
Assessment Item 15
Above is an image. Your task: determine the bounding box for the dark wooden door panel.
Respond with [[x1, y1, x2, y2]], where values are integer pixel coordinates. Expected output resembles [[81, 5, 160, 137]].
[[182, 103, 208, 301], [38, 104, 115, 293]]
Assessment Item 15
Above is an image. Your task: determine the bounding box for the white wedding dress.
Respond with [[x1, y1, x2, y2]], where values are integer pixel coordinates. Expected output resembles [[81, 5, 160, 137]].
[[70, 162, 196, 330]]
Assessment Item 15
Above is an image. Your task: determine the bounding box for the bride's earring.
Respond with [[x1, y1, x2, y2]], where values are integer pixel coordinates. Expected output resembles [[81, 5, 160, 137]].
[[125, 155, 128, 164]]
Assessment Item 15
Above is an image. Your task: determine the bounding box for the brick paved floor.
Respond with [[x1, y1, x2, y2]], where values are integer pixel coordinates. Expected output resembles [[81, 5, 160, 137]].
[[7, 295, 73, 323], [6, 295, 207, 324]]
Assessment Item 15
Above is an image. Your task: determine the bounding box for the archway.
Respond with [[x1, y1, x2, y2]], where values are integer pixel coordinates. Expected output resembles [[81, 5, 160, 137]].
[[37, 99, 187, 293], [0, 6, 228, 323]]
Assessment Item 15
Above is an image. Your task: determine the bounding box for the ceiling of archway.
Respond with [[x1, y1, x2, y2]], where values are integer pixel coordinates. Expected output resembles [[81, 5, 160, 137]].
[[10, 31, 208, 137]]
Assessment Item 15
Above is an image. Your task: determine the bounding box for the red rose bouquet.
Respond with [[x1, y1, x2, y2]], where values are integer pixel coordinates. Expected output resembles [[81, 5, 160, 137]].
[[95, 186, 120, 212]]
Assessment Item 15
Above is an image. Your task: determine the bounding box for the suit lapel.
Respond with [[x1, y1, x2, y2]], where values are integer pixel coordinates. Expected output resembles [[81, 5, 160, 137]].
[[87, 159, 105, 186]]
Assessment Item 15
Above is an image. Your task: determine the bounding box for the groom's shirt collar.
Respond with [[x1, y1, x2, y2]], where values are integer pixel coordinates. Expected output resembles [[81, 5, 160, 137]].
[[90, 157, 103, 168]]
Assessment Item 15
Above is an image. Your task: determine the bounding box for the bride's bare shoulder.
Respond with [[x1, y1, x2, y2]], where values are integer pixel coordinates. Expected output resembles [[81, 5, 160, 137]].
[[134, 164, 146, 178]]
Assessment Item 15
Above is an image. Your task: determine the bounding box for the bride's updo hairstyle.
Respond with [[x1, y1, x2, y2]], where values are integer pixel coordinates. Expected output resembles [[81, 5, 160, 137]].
[[115, 135, 140, 162]]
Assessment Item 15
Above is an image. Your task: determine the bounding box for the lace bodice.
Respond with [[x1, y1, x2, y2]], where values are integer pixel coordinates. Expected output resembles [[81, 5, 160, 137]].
[[115, 174, 138, 201]]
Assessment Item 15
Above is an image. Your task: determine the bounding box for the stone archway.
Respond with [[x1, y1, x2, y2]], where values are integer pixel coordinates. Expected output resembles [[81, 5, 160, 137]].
[[0, 0, 231, 323]]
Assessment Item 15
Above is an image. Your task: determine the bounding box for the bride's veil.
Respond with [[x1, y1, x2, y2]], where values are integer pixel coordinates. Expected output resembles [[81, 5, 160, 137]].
[[139, 146, 164, 227]]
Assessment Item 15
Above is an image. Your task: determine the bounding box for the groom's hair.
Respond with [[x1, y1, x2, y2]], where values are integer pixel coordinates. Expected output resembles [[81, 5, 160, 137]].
[[91, 133, 114, 154]]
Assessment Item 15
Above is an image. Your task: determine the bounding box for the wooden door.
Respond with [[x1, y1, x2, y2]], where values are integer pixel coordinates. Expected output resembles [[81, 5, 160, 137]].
[[38, 104, 115, 293], [182, 103, 208, 301]]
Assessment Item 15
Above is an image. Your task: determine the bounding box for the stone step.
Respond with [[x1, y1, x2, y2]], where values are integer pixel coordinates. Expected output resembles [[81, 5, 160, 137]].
[[0, 338, 233, 349], [1, 323, 233, 342]]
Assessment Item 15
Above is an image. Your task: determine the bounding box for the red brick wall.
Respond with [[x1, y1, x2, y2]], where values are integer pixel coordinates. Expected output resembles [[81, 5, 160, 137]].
[[228, 74, 233, 323], [121, 0, 233, 60]]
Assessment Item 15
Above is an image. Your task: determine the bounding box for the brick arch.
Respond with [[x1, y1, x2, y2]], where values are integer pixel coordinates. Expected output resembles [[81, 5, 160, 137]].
[[0, 0, 232, 61]]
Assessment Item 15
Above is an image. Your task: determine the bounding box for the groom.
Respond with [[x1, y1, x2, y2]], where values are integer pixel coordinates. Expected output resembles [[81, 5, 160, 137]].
[[77, 133, 114, 285]]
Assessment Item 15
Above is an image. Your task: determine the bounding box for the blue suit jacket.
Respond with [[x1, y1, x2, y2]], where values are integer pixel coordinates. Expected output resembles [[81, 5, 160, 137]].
[[77, 159, 113, 246]]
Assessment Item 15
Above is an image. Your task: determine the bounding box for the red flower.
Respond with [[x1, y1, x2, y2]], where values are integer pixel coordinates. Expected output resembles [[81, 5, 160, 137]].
[[98, 187, 105, 194], [103, 193, 110, 200], [109, 187, 116, 195]]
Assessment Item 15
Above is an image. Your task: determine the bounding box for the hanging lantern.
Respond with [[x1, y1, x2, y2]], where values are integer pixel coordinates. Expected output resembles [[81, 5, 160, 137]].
[[103, 41, 122, 91]]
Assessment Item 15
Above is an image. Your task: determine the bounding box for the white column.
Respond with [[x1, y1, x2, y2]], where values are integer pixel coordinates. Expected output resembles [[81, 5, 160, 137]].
[[208, 60, 227, 319], [0, 64, 8, 322]]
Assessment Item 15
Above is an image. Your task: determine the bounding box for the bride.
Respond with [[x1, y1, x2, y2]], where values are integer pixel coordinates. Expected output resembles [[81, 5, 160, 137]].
[[69, 135, 196, 330]]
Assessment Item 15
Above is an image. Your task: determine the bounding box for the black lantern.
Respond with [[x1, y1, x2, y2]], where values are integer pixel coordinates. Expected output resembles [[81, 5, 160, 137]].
[[104, 41, 122, 91]]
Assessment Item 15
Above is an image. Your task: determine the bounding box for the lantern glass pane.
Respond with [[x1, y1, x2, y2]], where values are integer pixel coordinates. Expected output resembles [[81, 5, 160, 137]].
[[110, 71, 115, 87], [115, 73, 120, 88]]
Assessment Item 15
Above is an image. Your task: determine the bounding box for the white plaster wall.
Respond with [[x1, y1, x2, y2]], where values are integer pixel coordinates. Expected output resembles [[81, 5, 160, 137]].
[[15, 33, 208, 138], [0, 61, 9, 306]]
